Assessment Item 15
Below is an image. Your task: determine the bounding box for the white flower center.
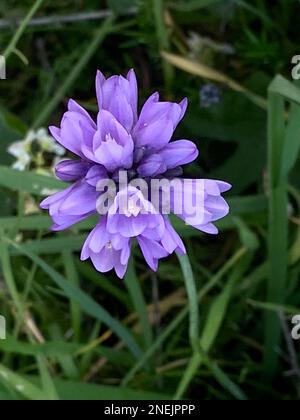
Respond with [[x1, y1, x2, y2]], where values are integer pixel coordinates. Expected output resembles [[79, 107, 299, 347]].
[[105, 133, 115, 143], [106, 241, 113, 250], [123, 197, 141, 217]]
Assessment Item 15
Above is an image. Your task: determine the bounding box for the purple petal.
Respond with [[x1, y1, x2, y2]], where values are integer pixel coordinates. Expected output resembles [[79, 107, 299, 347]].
[[137, 236, 169, 271], [90, 248, 116, 273], [161, 217, 186, 255], [96, 71, 138, 131], [134, 117, 174, 151], [93, 110, 134, 171], [135, 93, 184, 130], [58, 182, 98, 216], [107, 214, 148, 238], [52, 213, 92, 232], [159, 140, 199, 170], [115, 262, 129, 279], [55, 160, 91, 182], [127, 69, 138, 123], [169, 179, 231, 234], [40, 185, 73, 210], [85, 165, 108, 187], [137, 154, 167, 177]]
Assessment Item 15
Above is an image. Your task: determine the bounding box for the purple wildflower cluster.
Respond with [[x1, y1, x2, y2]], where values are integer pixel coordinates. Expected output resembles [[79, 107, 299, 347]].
[[41, 70, 231, 278]]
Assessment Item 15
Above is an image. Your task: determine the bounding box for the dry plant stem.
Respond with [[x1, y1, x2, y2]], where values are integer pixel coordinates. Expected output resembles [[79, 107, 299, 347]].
[[83, 288, 186, 382]]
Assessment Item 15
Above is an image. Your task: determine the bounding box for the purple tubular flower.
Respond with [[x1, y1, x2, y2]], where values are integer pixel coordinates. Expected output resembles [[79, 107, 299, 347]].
[[91, 110, 134, 172], [137, 236, 169, 272], [137, 154, 167, 177], [56, 160, 92, 182], [107, 187, 165, 238], [132, 93, 188, 152], [41, 69, 231, 279], [40, 182, 98, 231], [96, 70, 138, 132], [170, 179, 231, 235], [159, 140, 199, 170], [81, 217, 131, 279], [50, 100, 97, 159]]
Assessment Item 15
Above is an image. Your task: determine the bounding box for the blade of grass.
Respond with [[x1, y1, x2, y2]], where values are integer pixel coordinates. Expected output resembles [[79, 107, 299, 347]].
[[169, 0, 221, 11], [0, 364, 47, 400], [153, 0, 174, 90], [0, 233, 22, 319], [76, 261, 130, 309], [124, 258, 153, 349], [264, 76, 300, 378], [3, 236, 143, 360], [36, 355, 59, 401], [174, 261, 244, 399], [248, 299, 300, 315], [177, 253, 199, 351], [2, 0, 45, 60], [122, 247, 246, 386], [0, 165, 65, 195], [161, 51, 267, 110], [48, 325, 79, 380], [32, 15, 115, 129], [206, 359, 248, 400], [63, 251, 82, 343]]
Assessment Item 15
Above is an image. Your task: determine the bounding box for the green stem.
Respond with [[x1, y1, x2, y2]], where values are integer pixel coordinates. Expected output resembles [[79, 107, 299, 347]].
[[122, 247, 246, 386], [264, 89, 288, 377], [153, 0, 174, 91], [177, 253, 199, 351], [32, 15, 115, 129], [2, 0, 45, 60]]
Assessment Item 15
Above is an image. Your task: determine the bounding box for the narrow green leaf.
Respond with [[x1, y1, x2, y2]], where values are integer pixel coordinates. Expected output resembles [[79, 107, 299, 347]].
[[0, 165, 65, 196], [4, 237, 143, 360], [0, 364, 47, 401], [32, 16, 115, 129], [124, 258, 153, 348], [37, 356, 59, 401], [177, 253, 199, 350], [174, 264, 241, 399]]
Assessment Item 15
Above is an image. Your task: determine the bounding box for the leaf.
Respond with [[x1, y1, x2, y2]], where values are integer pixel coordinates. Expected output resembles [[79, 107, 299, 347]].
[[161, 51, 267, 110], [0, 110, 25, 165], [177, 253, 199, 350], [0, 165, 65, 196], [232, 217, 259, 251], [0, 336, 80, 357], [39, 377, 171, 400], [0, 364, 47, 400], [108, 0, 137, 15], [206, 360, 248, 400], [264, 76, 300, 378], [32, 16, 115, 128], [248, 299, 300, 315], [124, 258, 153, 348], [170, 0, 223, 12], [175, 263, 242, 399], [37, 356, 59, 400], [9, 235, 86, 256], [4, 237, 143, 360], [122, 248, 247, 386]]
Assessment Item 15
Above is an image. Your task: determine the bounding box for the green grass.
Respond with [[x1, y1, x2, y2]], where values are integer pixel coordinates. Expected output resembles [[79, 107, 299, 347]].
[[1, 0, 300, 401]]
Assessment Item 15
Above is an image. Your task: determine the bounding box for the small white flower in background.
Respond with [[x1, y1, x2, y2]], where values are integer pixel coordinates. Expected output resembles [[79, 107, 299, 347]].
[[8, 128, 65, 172], [35, 128, 65, 157], [7, 136, 32, 171]]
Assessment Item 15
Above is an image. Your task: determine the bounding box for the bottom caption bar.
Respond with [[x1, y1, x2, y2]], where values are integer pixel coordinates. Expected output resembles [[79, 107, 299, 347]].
[[103, 402, 199, 417]]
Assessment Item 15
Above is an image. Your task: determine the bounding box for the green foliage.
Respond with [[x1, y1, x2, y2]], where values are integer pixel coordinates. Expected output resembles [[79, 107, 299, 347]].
[[0, 0, 300, 401]]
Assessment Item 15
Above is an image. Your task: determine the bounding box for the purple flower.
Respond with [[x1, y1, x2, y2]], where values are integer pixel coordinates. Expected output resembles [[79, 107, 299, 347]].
[[41, 69, 231, 279], [81, 217, 131, 279], [200, 84, 221, 108]]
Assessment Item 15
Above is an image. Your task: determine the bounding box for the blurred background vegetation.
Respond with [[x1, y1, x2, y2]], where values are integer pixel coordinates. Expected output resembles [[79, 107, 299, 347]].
[[0, 0, 300, 400]]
